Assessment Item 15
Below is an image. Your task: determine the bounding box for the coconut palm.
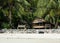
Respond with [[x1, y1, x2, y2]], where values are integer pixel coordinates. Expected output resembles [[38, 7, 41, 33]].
[[43, 0, 60, 28], [34, 0, 60, 28], [0, 0, 31, 28]]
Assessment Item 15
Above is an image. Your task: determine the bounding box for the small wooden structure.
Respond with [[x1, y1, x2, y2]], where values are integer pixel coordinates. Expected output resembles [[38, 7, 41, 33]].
[[17, 25, 26, 29], [17, 24, 27, 31], [17, 20, 27, 30], [32, 18, 54, 29]]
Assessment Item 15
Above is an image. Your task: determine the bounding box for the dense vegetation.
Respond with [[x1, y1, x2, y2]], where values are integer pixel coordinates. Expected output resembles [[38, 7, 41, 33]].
[[0, 0, 60, 29]]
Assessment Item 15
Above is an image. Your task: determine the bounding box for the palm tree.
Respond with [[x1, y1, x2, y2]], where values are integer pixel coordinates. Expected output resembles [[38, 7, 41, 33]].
[[43, 0, 59, 28], [0, 0, 20, 28], [0, 0, 31, 28], [33, 0, 60, 29]]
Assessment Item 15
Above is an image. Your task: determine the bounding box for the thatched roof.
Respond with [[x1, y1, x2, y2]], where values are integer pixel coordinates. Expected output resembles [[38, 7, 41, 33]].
[[32, 18, 46, 23]]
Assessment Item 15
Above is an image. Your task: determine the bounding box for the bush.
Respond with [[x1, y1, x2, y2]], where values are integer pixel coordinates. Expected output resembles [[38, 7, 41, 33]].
[[1, 23, 10, 29]]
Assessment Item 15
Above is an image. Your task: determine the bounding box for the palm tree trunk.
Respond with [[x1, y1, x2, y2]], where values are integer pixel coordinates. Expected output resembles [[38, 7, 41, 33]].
[[9, 9, 12, 27], [55, 16, 59, 29], [9, 4, 12, 28]]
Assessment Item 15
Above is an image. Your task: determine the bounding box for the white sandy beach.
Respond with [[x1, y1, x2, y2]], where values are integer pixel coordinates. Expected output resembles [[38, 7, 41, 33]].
[[0, 38, 60, 43], [0, 34, 60, 43]]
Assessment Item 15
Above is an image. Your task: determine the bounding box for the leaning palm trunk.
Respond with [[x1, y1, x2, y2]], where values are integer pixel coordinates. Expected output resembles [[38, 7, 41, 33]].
[[9, 4, 12, 28], [55, 16, 59, 29]]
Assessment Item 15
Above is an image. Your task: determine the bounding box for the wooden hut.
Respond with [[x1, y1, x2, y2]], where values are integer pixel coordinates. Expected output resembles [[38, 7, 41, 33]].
[[32, 18, 54, 29]]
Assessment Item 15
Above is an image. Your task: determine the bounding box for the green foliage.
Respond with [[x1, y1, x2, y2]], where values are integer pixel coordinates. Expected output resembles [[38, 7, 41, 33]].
[[0, 0, 60, 29], [1, 23, 10, 29]]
